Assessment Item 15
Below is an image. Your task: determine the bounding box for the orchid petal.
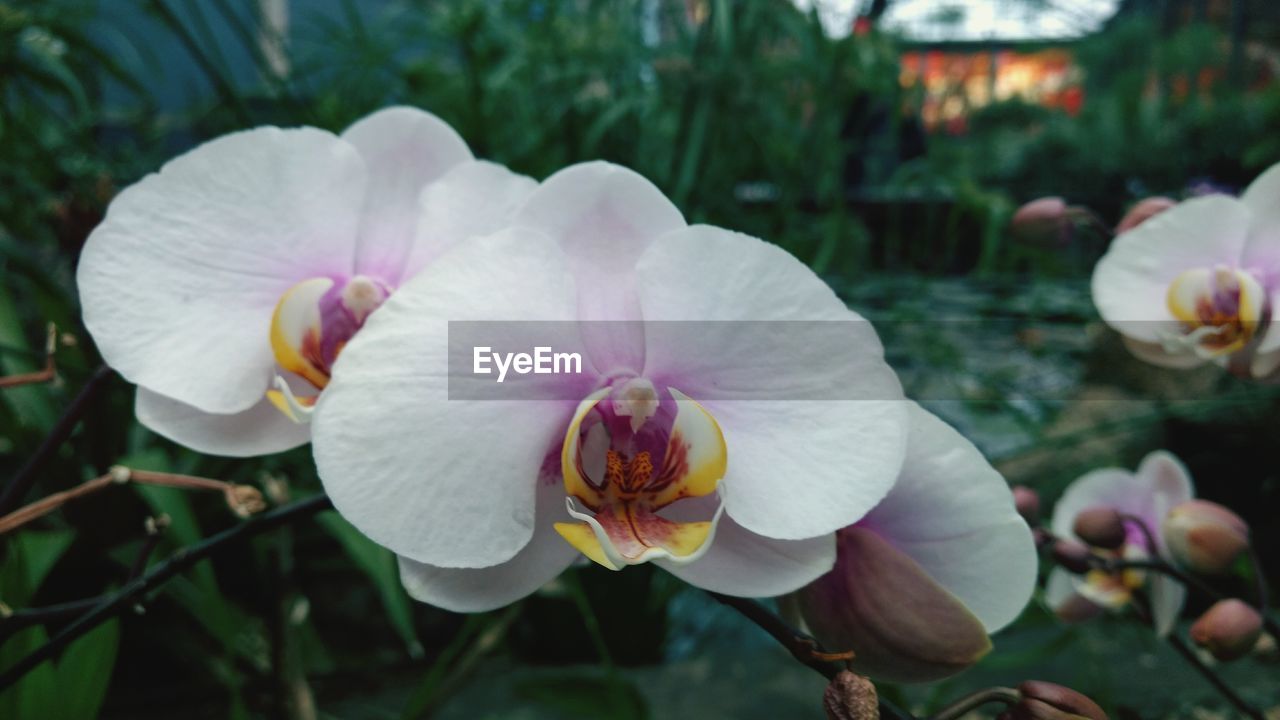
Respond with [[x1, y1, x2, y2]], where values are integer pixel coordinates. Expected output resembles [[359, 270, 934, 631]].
[[862, 404, 1037, 633], [514, 161, 685, 372], [1092, 195, 1252, 343], [313, 229, 590, 568], [1240, 161, 1280, 288], [1044, 568, 1104, 623], [78, 127, 367, 414], [136, 387, 309, 457], [340, 107, 472, 282], [1120, 336, 1206, 369], [404, 160, 537, 279], [657, 516, 837, 597], [634, 226, 908, 540], [396, 478, 578, 612]]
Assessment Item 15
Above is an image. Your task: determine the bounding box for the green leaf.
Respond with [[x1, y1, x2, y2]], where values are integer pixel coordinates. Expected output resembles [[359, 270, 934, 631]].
[[10, 530, 76, 602], [513, 673, 648, 720], [0, 530, 76, 719], [316, 512, 419, 656], [0, 627, 58, 720], [0, 279, 55, 431], [53, 619, 121, 720]]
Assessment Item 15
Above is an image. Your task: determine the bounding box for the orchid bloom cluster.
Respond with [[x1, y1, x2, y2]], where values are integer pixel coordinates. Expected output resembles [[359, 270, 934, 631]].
[[1092, 162, 1280, 378], [1044, 452, 1193, 636], [77, 106, 1040, 682], [1043, 452, 1266, 664]]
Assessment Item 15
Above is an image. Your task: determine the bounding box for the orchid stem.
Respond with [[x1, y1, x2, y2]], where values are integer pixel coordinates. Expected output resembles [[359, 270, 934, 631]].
[[1131, 591, 1265, 720], [0, 364, 114, 515], [0, 324, 59, 389], [1164, 632, 1265, 720], [925, 686, 1020, 720], [0, 466, 264, 535], [703, 591, 917, 720]]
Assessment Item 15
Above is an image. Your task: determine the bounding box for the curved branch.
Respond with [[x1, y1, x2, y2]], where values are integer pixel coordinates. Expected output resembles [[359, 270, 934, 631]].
[[704, 591, 917, 720], [0, 364, 114, 514], [0, 493, 332, 691]]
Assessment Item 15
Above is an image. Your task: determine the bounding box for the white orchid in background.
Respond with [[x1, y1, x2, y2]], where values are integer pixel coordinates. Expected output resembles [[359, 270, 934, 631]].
[[794, 404, 1037, 682], [312, 161, 911, 611], [1045, 451, 1194, 636], [1092, 162, 1280, 378], [77, 107, 535, 456]]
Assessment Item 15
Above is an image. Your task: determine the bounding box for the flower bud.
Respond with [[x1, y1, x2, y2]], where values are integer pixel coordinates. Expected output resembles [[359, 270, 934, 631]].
[[1162, 500, 1249, 574], [1013, 486, 1040, 524], [1190, 599, 1263, 661], [1050, 539, 1093, 574], [1010, 197, 1069, 247], [823, 670, 879, 720], [1007, 681, 1108, 720], [1115, 197, 1175, 234], [797, 527, 992, 683], [1072, 508, 1126, 550]]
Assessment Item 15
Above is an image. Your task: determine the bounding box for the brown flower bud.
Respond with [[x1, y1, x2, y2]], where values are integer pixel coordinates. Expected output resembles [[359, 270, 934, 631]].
[[797, 527, 992, 683], [1013, 486, 1040, 524], [823, 670, 879, 720], [1010, 197, 1069, 247], [1162, 500, 1249, 574], [1010, 681, 1108, 720], [1072, 508, 1126, 550], [1190, 599, 1263, 662], [1050, 539, 1094, 574], [1115, 197, 1176, 234]]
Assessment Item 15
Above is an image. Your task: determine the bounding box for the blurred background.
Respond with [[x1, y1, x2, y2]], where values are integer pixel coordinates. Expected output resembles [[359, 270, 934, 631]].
[[1, 0, 1278, 717]]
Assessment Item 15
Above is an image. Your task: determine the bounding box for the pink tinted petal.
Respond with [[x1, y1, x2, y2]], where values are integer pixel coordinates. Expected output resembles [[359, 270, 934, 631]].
[[403, 160, 536, 278], [514, 162, 686, 372], [862, 404, 1037, 632], [1092, 195, 1252, 343], [1136, 451, 1195, 553], [1050, 468, 1155, 540], [78, 126, 366, 414], [136, 387, 310, 457], [657, 516, 836, 597], [341, 107, 473, 282]]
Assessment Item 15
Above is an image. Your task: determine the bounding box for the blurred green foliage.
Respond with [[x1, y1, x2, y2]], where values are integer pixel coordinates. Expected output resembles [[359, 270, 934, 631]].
[[1, 1, 1278, 718]]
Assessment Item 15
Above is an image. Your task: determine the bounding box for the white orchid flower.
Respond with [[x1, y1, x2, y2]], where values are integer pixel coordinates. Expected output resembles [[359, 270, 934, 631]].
[[1045, 451, 1195, 636], [1092, 163, 1280, 378], [312, 161, 910, 611], [77, 107, 535, 456]]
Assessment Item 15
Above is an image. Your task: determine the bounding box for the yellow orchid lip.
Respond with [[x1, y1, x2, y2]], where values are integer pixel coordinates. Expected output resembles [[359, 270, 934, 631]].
[[1165, 266, 1264, 357], [554, 380, 728, 569], [267, 275, 391, 421]]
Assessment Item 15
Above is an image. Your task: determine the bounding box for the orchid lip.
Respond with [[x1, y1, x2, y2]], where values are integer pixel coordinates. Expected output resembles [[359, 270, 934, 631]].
[[1163, 266, 1266, 358], [554, 381, 729, 569], [267, 274, 393, 421]]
